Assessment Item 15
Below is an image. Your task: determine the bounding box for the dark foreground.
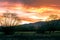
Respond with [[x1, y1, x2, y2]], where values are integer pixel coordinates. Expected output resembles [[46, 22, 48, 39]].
[[0, 32, 60, 40]]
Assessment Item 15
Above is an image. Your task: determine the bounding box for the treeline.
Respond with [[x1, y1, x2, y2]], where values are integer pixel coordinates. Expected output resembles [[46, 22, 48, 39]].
[[15, 19, 60, 32], [0, 19, 60, 35]]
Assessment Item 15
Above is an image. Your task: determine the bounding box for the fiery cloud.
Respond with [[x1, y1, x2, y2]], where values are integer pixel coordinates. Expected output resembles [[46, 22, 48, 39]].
[[0, 0, 60, 24]]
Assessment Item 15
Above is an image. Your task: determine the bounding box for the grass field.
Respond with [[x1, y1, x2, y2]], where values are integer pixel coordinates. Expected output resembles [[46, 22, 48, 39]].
[[0, 31, 60, 40]]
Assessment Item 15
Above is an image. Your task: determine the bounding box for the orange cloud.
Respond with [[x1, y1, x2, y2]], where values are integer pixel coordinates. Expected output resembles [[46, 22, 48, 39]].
[[0, 0, 60, 24]]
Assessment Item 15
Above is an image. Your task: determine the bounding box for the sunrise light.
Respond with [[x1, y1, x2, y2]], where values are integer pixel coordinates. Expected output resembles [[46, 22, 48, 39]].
[[0, 0, 60, 25], [0, 6, 60, 25]]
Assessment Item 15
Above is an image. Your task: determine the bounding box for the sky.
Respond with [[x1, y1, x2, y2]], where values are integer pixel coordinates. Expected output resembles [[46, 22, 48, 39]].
[[0, 0, 59, 8], [0, 0, 60, 25]]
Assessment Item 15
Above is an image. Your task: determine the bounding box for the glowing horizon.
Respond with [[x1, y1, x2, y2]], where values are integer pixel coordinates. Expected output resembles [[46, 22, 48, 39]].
[[0, 0, 60, 25], [0, 7, 60, 25]]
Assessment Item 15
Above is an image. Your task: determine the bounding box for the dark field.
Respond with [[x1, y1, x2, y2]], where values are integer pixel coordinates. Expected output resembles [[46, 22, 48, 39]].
[[0, 31, 60, 40], [0, 19, 60, 40]]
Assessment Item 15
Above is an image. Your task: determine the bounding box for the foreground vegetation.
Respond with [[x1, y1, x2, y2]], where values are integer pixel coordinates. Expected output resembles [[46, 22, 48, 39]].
[[0, 31, 60, 40], [0, 19, 60, 35], [0, 19, 60, 40]]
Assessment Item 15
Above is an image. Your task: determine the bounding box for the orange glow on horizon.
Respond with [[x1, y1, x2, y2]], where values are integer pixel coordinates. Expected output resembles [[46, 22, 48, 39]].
[[0, 2, 60, 24]]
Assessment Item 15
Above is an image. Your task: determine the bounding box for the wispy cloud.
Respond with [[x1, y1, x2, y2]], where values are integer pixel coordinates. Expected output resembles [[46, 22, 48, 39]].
[[0, 0, 60, 24]]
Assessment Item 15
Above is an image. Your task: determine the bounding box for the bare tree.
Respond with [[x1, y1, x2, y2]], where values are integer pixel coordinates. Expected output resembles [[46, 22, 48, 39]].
[[2, 13, 21, 26], [0, 17, 2, 26], [9, 13, 21, 26], [1, 12, 21, 35], [47, 15, 58, 21]]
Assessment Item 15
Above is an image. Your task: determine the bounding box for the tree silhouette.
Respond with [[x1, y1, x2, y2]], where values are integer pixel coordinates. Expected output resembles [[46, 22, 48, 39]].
[[0, 12, 21, 35], [47, 15, 58, 21], [35, 21, 48, 34], [45, 19, 60, 33], [2, 13, 21, 26]]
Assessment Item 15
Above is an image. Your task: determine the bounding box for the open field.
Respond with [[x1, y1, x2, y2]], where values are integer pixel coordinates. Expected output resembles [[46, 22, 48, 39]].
[[0, 31, 60, 40]]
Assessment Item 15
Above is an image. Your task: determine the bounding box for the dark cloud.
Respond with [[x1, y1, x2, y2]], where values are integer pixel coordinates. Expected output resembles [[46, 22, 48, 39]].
[[0, 0, 60, 8], [7, 0, 60, 7], [0, 0, 6, 2], [19, 0, 60, 7]]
